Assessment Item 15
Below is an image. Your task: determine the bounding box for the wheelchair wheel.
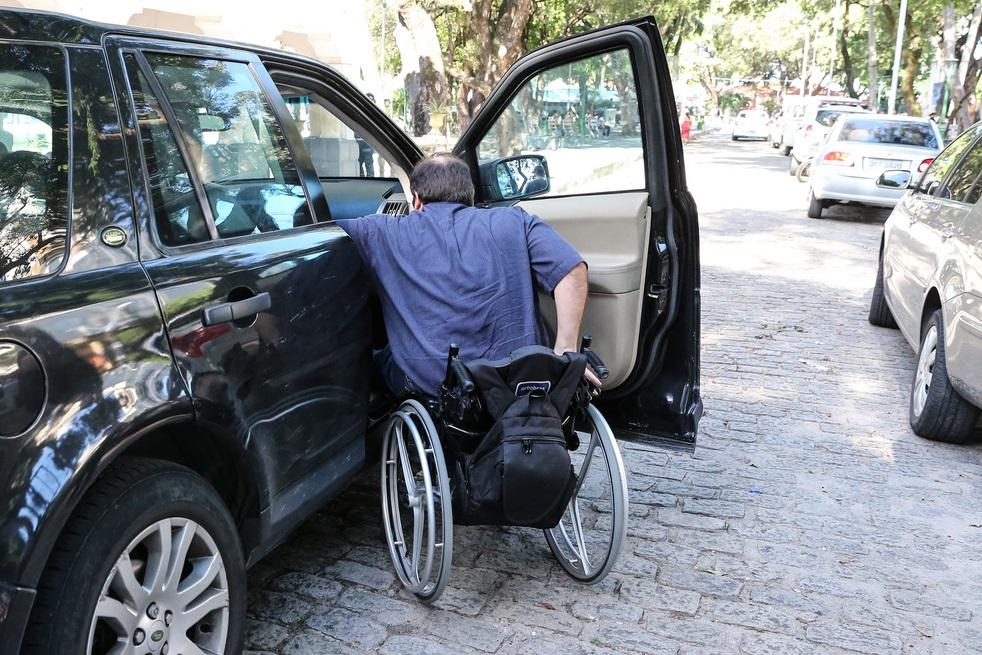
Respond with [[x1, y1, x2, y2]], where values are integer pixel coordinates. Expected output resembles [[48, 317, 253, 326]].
[[545, 404, 628, 583], [380, 399, 453, 602]]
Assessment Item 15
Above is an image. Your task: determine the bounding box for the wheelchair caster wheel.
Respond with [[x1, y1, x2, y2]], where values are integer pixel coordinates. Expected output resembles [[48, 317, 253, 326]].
[[380, 399, 453, 602], [544, 404, 628, 583]]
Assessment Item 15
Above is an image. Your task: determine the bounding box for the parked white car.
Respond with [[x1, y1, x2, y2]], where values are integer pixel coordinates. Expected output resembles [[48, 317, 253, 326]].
[[807, 114, 942, 218], [732, 109, 769, 141], [787, 97, 869, 170], [869, 121, 982, 443]]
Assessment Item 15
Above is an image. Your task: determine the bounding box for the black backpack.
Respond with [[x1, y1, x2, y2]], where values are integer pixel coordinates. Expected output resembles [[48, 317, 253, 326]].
[[448, 346, 587, 528]]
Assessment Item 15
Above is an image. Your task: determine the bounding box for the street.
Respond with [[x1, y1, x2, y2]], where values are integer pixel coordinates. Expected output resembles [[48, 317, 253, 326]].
[[245, 133, 982, 655]]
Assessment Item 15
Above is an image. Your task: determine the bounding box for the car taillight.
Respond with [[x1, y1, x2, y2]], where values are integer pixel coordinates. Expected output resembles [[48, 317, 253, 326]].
[[804, 124, 813, 136], [823, 151, 853, 166], [918, 158, 933, 173]]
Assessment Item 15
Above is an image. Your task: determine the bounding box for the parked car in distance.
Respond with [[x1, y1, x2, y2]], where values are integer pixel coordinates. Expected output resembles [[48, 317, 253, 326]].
[[769, 112, 787, 148], [732, 109, 769, 141], [869, 120, 982, 443], [0, 9, 702, 654], [807, 114, 942, 218], [787, 96, 868, 167]]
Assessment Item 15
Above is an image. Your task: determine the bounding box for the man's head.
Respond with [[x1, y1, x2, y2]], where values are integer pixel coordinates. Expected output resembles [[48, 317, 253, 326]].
[[409, 153, 474, 209]]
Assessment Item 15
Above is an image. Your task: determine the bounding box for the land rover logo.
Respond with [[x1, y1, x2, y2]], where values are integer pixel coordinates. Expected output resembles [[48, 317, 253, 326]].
[[100, 226, 127, 248], [151, 629, 164, 642]]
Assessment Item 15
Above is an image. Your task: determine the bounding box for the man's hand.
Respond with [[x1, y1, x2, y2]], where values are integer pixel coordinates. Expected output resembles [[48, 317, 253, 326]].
[[554, 345, 603, 392]]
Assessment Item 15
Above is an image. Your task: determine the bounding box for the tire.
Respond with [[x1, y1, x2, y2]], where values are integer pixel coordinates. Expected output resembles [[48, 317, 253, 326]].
[[771, 140, 780, 149], [796, 160, 811, 183], [868, 251, 898, 328], [909, 310, 981, 444], [807, 189, 824, 218], [731, 135, 739, 141], [781, 144, 792, 156], [789, 155, 799, 176], [23, 458, 246, 655]]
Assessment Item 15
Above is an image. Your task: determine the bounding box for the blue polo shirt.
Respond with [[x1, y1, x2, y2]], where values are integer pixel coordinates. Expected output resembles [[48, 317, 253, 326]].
[[338, 202, 584, 396]]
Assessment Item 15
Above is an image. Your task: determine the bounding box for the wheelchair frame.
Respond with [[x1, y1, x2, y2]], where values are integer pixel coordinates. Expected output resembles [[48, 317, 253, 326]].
[[379, 340, 629, 602]]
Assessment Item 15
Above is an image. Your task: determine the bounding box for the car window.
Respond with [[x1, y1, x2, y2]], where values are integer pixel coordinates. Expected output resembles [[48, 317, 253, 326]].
[[815, 109, 857, 128], [134, 52, 313, 243], [125, 54, 210, 246], [838, 118, 938, 149], [278, 87, 394, 179], [943, 138, 982, 203], [918, 123, 982, 198], [0, 43, 69, 284], [477, 48, 643, 197]]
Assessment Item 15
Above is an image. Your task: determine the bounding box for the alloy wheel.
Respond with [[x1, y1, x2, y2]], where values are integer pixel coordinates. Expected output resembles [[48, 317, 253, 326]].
[[912, 325, 938, 418], [87, 517, 229, 655]]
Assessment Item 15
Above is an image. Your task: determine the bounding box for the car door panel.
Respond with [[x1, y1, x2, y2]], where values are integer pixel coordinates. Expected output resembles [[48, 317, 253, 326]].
[[108, 38, 371, 517], [519, 192, 649, 387]]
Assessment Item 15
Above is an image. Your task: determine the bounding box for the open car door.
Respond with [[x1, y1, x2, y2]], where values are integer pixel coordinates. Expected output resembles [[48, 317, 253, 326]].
[[455, 17, 701, 442]]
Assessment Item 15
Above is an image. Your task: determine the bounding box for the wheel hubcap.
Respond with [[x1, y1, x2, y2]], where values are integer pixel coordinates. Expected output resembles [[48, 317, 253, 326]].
[[87, 517, 230, 655], [912, 325, 938, 418]]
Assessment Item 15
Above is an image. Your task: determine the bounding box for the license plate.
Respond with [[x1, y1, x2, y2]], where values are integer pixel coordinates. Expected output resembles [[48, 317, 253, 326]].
[[865, 158, 909, 171]]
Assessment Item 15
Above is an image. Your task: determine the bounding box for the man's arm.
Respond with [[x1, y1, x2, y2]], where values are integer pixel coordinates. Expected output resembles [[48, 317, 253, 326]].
[[552, 262, 588, 355], [553, 263, 603, 389]]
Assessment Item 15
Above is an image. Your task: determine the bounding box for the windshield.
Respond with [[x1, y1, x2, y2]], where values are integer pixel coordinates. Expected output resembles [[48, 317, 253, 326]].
[[838, 118, 938, 148]]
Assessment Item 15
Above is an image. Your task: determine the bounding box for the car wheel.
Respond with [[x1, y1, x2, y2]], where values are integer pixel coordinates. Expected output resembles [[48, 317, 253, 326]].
[[909, 310, 981, 444], [23, 458, 246, 655], [868, 251, 898, 328], [731, 135, 739, 141], [789, 155, 799, 176], [807, 190, 824, 218], [771, 140, 780, 149], [781, 144, 792, 156]]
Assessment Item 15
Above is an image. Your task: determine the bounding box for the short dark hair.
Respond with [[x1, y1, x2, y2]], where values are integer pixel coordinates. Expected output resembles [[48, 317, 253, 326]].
[[410, 153, 474, 205]]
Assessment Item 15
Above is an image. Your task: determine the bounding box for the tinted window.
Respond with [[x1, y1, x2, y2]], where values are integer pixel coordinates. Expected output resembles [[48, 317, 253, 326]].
[[280, 89, 393, 179], [125, 54, 210, 246], [0, 44, 68, 284], [478, 49, 643, 197], [140, 53, 313, 241], [944, 139, 982, 203], [815, 109, 857, 127], [918, 123, 982, 197], [839, 118, 938, 149]]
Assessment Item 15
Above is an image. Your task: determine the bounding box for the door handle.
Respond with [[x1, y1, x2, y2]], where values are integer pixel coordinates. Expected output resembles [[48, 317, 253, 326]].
[[202, 292, 271, 326]]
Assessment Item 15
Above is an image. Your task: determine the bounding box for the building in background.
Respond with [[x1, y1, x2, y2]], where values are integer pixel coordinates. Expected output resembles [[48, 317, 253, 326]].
[[2, 0, 381, 97]]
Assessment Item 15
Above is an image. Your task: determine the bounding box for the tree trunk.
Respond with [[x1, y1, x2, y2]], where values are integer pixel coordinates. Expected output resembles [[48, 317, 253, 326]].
[[949, 0, 982, 133], [391, 0, 448, 137], [839, 0, 859, 98], [867, 0, 879, 108]]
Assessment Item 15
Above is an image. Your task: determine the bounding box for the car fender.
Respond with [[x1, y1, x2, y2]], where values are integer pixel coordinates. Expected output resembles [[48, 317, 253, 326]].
[[0, 394, 192, 588]]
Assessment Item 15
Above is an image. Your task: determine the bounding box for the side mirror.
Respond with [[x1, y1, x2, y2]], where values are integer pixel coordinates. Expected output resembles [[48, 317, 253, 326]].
[[480, 154, 550, 201], [875, 170, 911, 190]]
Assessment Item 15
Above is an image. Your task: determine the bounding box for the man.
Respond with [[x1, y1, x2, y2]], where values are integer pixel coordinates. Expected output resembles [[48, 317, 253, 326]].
[[337, 153, 597, 398]]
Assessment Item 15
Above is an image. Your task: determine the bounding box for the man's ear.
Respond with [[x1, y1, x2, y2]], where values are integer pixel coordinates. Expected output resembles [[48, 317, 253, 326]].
[[412, 192, 423, 210]]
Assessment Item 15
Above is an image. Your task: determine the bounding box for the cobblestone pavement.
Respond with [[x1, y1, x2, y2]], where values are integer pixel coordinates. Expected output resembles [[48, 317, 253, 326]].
[[246, 134, 982, 654]]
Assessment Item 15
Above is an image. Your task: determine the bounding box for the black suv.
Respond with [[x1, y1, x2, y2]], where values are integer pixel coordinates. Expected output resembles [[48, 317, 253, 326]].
[[0, 9, 700, 654]]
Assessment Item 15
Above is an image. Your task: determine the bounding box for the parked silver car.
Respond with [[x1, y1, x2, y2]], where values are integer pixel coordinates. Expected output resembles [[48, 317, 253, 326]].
[[808, 114, 942, 218], [869, 121, 982, 443]]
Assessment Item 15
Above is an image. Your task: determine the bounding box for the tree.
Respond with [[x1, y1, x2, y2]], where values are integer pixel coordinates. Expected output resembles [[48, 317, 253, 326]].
[[390, 0, 449, 136], [944, 0, 982, 132]]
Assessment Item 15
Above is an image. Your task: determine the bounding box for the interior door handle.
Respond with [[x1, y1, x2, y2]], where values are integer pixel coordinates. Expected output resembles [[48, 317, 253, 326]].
[[202, 292, 271, 326]]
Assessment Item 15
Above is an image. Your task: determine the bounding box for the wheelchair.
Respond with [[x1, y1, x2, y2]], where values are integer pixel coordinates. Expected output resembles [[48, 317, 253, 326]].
[[379, 337, 629, 602]]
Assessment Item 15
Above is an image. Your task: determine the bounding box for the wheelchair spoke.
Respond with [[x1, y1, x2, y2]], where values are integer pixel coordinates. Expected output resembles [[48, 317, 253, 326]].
[[572, 429, 600, 498], [411, 504, 424, 576], [393, 418, 416, 498], [569, 498, 591, 575]]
